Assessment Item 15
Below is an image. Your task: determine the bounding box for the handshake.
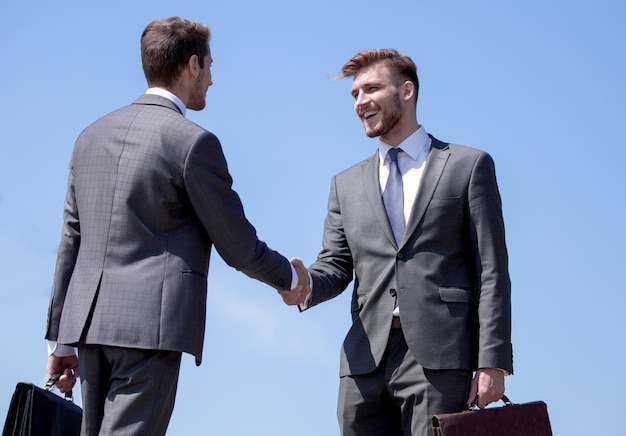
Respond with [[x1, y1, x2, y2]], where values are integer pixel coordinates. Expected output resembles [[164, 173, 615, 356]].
[[278, 258, 311, 306]]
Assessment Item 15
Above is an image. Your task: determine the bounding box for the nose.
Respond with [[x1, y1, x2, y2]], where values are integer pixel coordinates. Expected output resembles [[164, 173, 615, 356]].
[[354, 90, 366, 105], [354, 91, 369, 113]]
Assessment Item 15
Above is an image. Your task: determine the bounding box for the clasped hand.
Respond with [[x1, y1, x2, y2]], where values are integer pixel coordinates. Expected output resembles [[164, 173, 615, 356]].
[[279, 258, 311, 306]]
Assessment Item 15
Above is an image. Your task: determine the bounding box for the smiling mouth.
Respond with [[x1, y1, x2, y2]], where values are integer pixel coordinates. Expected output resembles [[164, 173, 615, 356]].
[[363, 110, 378, 120]]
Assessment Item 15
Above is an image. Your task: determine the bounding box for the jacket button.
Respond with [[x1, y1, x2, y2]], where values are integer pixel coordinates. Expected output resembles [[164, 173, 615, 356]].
[[397, 253, 404, 259], [389, 288, 397, 297]]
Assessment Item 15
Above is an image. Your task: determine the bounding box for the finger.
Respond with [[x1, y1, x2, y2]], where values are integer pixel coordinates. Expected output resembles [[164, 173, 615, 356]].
[[466, 378, 478, 406], [279, 293, 296, 304], [478, 393, 495, 409], [476, 385, 489, 408], [56, 375, 75, 393], [287, 293, 305, 306], [284, 294, 303, 305], [467, 393, 478, 408]]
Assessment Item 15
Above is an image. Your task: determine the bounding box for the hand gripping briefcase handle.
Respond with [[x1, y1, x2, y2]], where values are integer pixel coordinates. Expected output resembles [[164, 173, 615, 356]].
[[2, 374, 82, 436], [431, 395, 553, 436], [44, 373, 75, 401]]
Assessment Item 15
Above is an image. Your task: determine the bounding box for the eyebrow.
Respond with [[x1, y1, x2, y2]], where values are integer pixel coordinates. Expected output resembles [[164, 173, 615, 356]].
[[352, 80, 382, 93]]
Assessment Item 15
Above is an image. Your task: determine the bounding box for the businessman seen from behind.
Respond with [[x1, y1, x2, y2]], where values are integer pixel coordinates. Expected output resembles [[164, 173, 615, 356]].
[[45, 16, 306, 436]]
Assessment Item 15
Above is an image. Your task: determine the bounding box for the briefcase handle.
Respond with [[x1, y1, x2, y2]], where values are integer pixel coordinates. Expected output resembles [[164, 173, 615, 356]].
[[44, 373, 76, 402], [468, 394, 515, 410]]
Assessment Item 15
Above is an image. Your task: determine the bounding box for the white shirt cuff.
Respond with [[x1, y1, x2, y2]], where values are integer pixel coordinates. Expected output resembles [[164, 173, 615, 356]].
[[298, 275, 313, 311], [289, 263, 298, 290], [47, 341, 76, 357]]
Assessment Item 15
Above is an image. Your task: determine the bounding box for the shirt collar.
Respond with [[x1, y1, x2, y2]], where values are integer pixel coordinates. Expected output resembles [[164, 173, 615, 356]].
[[378, 125, 431, 163], [145, 87, 186, 117]]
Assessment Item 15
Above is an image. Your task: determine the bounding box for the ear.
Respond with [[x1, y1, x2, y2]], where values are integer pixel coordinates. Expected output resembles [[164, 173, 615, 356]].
[[402, 81, 414, 102], [188, 54, 200, 78]]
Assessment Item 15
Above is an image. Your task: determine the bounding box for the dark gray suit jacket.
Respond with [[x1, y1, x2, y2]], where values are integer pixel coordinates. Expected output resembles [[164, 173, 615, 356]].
[[45, 94, 292, 365], [306, 136, 513, 377]]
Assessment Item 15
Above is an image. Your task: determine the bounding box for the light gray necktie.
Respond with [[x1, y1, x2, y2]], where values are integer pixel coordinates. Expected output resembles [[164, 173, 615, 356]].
[[383, 147, 405, 245]]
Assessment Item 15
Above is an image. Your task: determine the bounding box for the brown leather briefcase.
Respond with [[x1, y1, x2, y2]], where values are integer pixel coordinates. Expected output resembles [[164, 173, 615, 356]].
[[431, 395, 552, 436]]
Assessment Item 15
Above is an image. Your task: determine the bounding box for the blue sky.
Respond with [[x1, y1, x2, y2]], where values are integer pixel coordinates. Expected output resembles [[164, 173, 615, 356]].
[[1, 1, 624, 434]]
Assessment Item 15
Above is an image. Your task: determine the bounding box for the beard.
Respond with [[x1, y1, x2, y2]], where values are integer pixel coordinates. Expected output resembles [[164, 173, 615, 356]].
[[187, 75, 206, 111], [364, 93, 403, 138]]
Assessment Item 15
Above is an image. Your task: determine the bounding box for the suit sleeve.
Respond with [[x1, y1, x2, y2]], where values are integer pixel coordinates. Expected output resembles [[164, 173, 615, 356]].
[[306, 176, 354, 308], [46, 161, 81, 340], [468, 152, 513, 374], [183, 131, 292, 290]]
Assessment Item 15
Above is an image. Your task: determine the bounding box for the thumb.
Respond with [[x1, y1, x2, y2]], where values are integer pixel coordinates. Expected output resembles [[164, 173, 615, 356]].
[[466, 378, 478, 406]]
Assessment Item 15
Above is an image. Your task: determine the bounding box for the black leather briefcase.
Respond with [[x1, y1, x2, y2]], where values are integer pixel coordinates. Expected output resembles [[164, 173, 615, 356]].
[[431, 395, 552, 436], [2, 375, 82, 436]]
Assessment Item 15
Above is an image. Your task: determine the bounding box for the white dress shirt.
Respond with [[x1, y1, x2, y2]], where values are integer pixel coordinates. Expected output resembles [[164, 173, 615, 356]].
[[378, 126, 431, 227]]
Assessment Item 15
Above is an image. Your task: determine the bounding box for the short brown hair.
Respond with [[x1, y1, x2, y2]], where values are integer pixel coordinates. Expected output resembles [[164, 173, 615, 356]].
[[141, 17, 211, 87], [340, 49, 419, 103]]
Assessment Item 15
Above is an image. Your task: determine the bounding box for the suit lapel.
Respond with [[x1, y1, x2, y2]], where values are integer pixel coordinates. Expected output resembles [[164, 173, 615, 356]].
[[402, 138, 450, 246], [362, 152, 398, 247]]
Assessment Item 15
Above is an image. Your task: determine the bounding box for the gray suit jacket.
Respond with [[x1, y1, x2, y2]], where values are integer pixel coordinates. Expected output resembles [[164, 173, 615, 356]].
[[306, 136, 513, 377], [45, 94, 292, 365]]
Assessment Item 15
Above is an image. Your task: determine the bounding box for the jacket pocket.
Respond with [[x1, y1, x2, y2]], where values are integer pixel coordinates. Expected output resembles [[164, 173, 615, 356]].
[[438, 286, 475, 303], [429, 196, 461, 207]]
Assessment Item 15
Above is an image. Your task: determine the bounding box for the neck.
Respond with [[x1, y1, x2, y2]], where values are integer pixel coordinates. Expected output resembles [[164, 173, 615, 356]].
[[381, 121, 420, 147], [157, 77, 190, 107]]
